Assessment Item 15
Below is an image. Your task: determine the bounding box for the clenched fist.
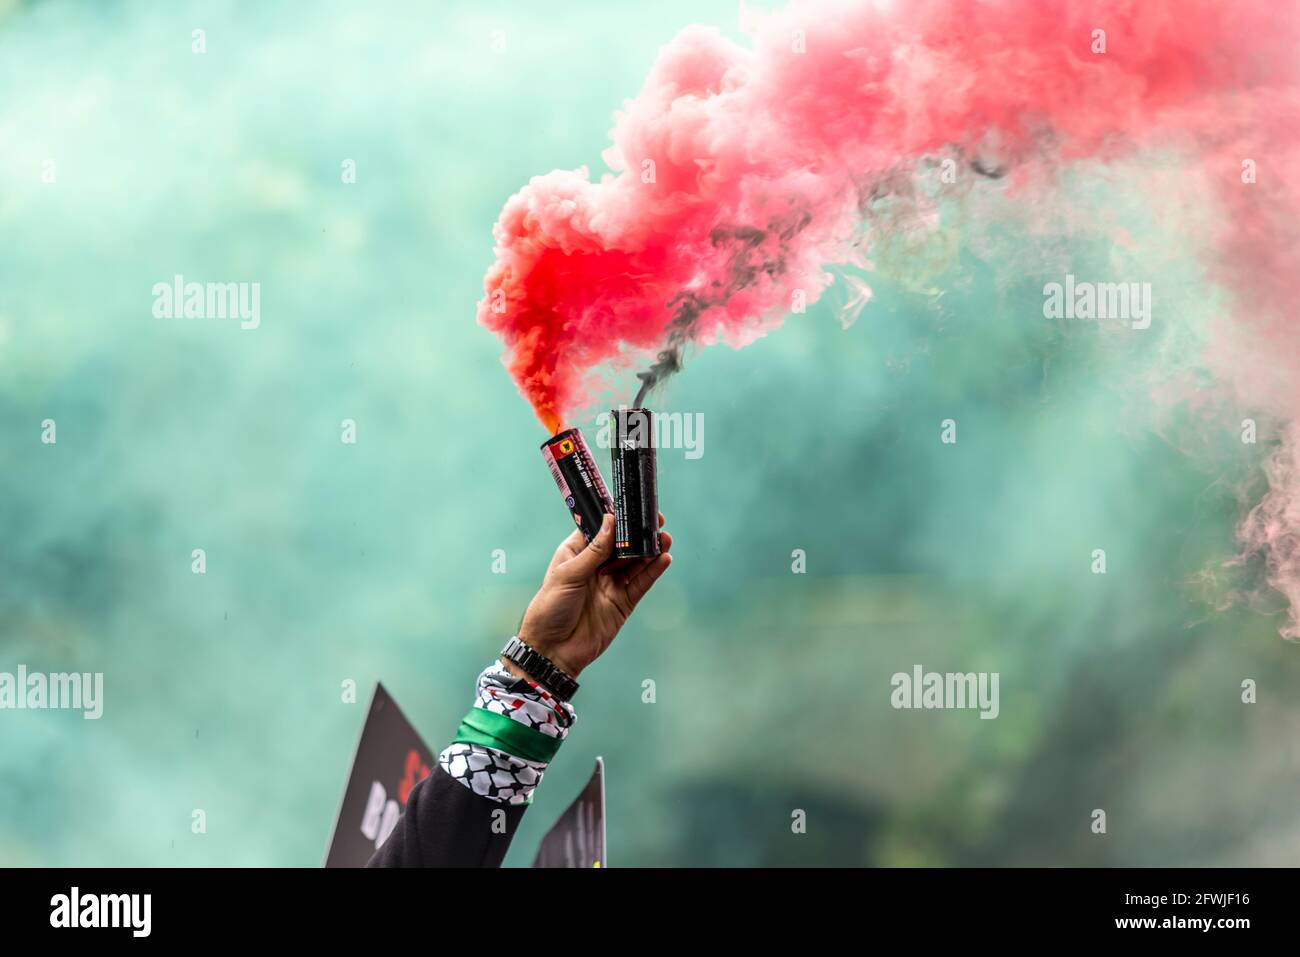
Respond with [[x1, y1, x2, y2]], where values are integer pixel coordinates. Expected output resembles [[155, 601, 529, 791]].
[[511, 512, 673, 679]]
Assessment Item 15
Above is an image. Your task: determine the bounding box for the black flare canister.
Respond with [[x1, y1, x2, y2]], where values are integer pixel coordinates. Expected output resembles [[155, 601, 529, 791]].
[[540, 428, 614, 542], [609, 408, 660, 559]]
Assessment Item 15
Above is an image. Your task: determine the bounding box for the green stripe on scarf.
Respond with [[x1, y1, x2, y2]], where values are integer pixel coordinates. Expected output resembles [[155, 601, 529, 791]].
[[451, 706, 563, 763]]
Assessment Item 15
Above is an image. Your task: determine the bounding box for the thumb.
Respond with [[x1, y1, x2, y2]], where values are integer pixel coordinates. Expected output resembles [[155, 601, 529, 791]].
[[560, 513, 615, 580]]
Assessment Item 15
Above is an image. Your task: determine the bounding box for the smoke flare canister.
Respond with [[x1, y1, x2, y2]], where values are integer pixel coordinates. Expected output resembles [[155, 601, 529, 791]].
[[610, 408, 661, 559], [541, 428, 614, 542]]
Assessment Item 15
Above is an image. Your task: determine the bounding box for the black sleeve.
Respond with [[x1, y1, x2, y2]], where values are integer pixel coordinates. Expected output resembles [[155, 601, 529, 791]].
[[366, 765, 528, 868]]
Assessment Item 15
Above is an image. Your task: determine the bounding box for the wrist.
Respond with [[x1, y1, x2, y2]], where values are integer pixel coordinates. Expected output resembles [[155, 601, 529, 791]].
[[514, 630, 581, 678], [501, 635, 581, 700], [501, 655, 555, 683]]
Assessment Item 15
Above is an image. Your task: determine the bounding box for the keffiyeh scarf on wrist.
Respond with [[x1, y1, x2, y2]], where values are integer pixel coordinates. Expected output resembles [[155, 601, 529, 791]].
[[437, 659, 576, 805]]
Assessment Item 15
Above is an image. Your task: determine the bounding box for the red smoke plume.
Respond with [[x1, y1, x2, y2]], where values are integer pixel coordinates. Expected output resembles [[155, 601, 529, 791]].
[[479, 0, 1297, 433], [478, 0, 1300, 633]]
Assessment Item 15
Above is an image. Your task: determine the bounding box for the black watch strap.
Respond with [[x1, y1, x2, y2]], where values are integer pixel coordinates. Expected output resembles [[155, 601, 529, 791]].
[[501, 636, 580, 702]]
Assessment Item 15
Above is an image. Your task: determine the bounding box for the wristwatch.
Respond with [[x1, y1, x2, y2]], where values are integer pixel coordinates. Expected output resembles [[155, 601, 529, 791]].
[[500, 636, 580, 702]]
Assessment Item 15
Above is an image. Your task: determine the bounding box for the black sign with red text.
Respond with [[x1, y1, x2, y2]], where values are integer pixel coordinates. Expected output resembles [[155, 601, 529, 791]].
[[325, 683, 433, 867]]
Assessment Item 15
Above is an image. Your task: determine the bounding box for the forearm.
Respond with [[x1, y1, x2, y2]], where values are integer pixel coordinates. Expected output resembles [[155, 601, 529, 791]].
[[365, 764, 526, 867], [367, 658, 576, 868]]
